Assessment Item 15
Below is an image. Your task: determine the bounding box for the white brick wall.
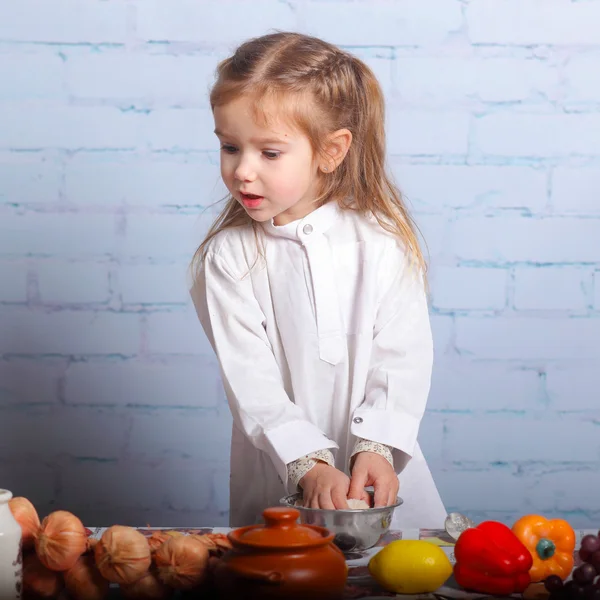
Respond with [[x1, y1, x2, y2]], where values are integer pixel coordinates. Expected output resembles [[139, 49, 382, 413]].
[[1, 0, 599, 528]]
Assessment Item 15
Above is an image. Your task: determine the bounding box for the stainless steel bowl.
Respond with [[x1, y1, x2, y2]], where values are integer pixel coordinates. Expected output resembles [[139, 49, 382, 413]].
[[279, 490, 403, 553]]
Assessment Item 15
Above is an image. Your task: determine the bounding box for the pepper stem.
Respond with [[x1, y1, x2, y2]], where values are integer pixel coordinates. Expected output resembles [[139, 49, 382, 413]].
[[536, 538, 556, 560]]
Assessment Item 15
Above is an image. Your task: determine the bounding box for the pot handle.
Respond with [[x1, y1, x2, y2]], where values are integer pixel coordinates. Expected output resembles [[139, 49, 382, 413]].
[[233, 564, 283, 584]]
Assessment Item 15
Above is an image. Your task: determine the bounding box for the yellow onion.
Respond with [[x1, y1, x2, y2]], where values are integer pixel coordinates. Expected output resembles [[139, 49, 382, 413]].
[[154, 535, 209, 590], [9, 496, 40, 551], [64, 554, 110, 600], [192, 533, 232, 557], [22, 554, 64, 599], [120, 570, 172, 599], [94, 525, 151, 585], [36, 511, 87, 571], [147, 530, 183, 553]]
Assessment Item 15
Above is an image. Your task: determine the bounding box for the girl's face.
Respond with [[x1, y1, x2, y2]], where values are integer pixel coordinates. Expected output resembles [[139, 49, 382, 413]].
[[214, 96, 321, 226]]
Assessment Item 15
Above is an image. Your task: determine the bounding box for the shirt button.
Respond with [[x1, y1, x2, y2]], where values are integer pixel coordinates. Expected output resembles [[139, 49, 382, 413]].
[[303, 224, 313, 235], [353, 417, 363, 424]]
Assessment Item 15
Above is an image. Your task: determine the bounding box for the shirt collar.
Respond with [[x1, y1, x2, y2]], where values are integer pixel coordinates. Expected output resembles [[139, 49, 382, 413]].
[[262, 201, 341, 242]]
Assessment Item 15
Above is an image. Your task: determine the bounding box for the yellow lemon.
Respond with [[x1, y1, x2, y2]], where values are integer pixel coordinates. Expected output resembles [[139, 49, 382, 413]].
[[368, 540, 452, 594]]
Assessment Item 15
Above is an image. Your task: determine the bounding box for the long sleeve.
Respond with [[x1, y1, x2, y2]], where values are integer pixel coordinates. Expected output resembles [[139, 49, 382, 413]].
[[350, 241, 433, 473], [191, 247, 338, 486]]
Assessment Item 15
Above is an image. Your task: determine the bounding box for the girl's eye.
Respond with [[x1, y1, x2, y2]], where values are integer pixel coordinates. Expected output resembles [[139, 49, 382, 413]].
[[220, 144, 237, 154], [263, 151, 281, 160]]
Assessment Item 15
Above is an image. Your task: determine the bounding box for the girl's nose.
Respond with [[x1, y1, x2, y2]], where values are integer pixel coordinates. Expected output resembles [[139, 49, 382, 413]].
[[233, 156, 257, 182]]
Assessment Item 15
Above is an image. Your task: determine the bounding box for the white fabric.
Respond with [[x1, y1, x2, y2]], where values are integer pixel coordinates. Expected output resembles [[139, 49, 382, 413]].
[[191, 201, 447, 528]]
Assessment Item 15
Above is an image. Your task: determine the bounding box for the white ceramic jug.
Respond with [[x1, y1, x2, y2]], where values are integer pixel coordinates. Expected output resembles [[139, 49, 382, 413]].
[[0, 490, 22, 599]]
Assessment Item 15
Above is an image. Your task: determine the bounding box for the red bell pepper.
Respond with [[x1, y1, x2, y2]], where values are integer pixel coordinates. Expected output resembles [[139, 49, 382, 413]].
[[454, 521, 533, 595]]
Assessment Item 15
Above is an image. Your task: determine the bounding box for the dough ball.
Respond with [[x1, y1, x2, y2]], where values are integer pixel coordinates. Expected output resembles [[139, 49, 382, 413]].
[[346, 498, 371, 510]]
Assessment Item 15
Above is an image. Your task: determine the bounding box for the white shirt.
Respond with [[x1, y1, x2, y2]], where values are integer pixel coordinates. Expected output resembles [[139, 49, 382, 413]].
[[192, 201, 446, 527]]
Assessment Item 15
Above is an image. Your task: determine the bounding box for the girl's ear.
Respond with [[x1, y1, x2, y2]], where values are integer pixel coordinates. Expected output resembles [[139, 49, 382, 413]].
[[320, 128, 352, 173]]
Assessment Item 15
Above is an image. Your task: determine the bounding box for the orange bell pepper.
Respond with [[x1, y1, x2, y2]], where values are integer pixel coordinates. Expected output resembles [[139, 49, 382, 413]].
[[512, 515, 575, 582]]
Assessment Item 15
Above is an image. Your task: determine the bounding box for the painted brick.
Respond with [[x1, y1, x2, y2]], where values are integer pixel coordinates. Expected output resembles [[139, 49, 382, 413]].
[[145, 310, 213, 356], [552, 167, 600, 215], [347, 50, 393, 101], [61, 461, 212, 511], [546, 365, 600, 411], [418, 412, 445, 462], [475, 113, 600, 157], [456, 316, 600, 361], [65, 359, 219, 408], [66, 53, 217, 104], [118, 264, 189, 305], [0, 0, 128, 43], [413, 215, 450, 260], [387, 110, 469, 156], [451, 216, 600, 264], [73, 506, 226, 529], [0, 463, 56, 505], [137, 0, 295, 43], [435, 468, 538, 512], [36, 262, 110, 304], [0, 262, 28, 302], [0, 52, 65, 101], [64, 155, 224, 207], [431, 266, 507, 310], [525, 468, 600, 512], [0, 160, 61, 204], [0, 407, 130, 459], [394, 57, 556, 105], [445, 414, 600, 462], [0, 359, 62, 405], [514, 267, 589, 311], [430, 315, 454, 357], [144, 108, 215, 151], [123, 214, 203, 260], [564, 52, 600, 104], [467, 0, 600, 45], [394, 164, 547, 212], [212, 467, 230, 513], [296, 0, 463, 46], [0, 105, 141, 150], [127, 411, 232, 463], [429, 361, 542, 411], [0, 213, 118, 257], [0, 309, 141, 355]]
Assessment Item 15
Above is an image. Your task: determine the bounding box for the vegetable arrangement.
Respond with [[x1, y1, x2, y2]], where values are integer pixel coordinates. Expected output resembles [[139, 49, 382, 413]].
[[454, 513, 584, 598], [8, 496, 232, 600]]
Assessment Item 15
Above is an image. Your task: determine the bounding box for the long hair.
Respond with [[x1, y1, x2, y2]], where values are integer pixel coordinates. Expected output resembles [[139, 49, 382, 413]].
[[191, 32, 426, 279]]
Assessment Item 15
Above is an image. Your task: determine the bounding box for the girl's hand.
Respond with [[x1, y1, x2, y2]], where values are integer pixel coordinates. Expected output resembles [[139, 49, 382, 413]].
[[348, 452, 399, 508], [299, 463, 351, 510]]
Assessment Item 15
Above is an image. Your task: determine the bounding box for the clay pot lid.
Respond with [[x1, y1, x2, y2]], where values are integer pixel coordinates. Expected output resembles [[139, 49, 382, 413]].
[[230, 507, 331, 549]]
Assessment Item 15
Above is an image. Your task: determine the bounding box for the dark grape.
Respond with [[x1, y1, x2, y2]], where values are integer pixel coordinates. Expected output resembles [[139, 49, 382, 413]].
[[581, 549, 593, 563], [546, 575, 565, 593], [591, 551, 600, 572], [584, 586, 600, 600], [574, 564, 598, 585], [582, 536, 600, 555], [565, 580, 587, 600]]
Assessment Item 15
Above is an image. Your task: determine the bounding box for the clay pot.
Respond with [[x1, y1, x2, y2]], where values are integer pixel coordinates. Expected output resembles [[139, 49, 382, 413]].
[[213, 506, 348, 600]]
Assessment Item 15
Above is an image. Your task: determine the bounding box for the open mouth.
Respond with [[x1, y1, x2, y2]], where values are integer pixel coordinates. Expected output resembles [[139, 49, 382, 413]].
[[240, 193, 264, 208]]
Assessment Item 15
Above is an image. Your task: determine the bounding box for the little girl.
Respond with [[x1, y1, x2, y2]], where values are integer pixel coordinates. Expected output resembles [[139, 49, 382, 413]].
[[191, 32, 447, 528]]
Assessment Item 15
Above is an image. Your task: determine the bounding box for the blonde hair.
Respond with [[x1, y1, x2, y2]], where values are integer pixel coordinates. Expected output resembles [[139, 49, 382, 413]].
[[192, 31, 426, 278]]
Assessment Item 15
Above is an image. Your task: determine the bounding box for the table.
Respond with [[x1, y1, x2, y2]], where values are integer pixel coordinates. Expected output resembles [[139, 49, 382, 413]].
[[87, 525, 589, 599]]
